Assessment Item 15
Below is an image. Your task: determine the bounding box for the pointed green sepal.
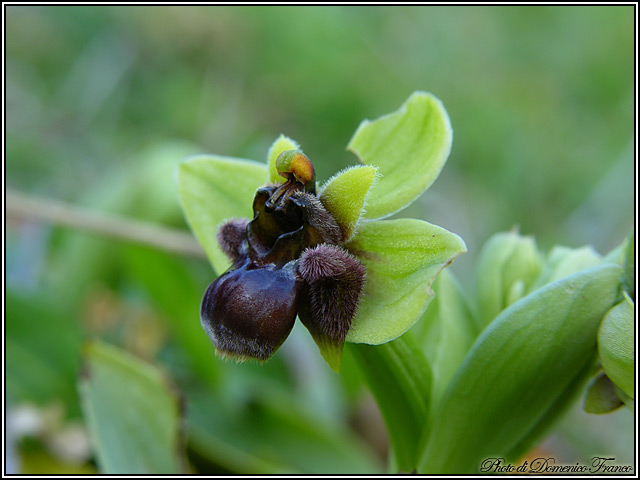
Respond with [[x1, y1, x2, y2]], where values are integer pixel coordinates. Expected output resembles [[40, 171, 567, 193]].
[[177, 155, 267, 274]]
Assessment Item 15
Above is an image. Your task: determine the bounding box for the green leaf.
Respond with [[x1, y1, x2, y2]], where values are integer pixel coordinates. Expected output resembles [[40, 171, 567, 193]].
[[598, 292, 634, 399], [187, 383, 382, 474], [267, 134, 301, 184], [349, 336, 431, 473], [584, 372, 624, 414], [319, 165, 378, 242], [177, 155, 267, 274], [475, 230, 542, 330], [347, 91, 453, 220], [79, 341, 185, 474], [505, 352, 598, 461], [345, 219, 466, 344], [409, 269, 477, 406], [418, 264, 623, 474]]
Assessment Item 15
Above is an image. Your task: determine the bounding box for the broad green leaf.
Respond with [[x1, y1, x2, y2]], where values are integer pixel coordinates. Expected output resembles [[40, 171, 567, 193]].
[[186, 383, 382, 474], [475, 231, 542, 330], [79, 341, 185, 474], [319, 165, 377, 241], [267, 134, 301, 184], [418, 264, 623, 474], [177, 155, 267, 274], [349, 336, 431, 473], [345, 219, 466, 344], [584, 372, 624, 414], [409, 269, 477, 406], [347, 91, 452, 220], [505, 352, 598, 462], [598, 292, 634, 399]]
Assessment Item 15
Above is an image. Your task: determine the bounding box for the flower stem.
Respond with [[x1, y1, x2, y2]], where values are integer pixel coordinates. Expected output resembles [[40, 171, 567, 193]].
[[6, 189, 207, 259]]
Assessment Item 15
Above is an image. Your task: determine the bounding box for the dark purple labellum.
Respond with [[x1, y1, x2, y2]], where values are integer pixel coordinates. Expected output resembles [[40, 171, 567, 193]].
[[200, 164, 366, 368], [201, 257, 302, 361]]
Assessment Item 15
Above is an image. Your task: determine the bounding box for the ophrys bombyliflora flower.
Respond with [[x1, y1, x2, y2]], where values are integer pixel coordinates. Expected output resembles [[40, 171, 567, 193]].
[[178, 92, 466, 371]]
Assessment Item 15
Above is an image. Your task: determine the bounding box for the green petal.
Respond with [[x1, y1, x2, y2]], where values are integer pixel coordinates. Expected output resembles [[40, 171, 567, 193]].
[[177, 155, 267, 274], [347, 91, 452, 220], [345, 219, 466, 344], [267, 134, 301, 184], [319, 165, 378, 241], [79, 341, 184, 474], [584, 372, 624, 414], [475, 231, 542, 330], [418, 264, 623, 474], [598, 292, 634, 399]]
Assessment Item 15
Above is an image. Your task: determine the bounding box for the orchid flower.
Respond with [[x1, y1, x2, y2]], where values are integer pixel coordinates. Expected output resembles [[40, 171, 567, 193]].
[[177, 92, 466, 371]]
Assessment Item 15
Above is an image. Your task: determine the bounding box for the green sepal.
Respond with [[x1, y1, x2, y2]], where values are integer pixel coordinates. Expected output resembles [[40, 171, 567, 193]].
[[348, 91, 452, 220], [345, 218, 466, 344], [176, 154, 267, 274]]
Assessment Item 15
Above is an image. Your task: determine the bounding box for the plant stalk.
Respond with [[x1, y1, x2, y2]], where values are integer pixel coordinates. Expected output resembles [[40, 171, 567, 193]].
[[6, 190, 207, 259]]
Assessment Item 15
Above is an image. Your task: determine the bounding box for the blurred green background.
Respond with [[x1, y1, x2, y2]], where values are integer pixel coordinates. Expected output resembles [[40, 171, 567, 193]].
[[6, 5, 634, 474]]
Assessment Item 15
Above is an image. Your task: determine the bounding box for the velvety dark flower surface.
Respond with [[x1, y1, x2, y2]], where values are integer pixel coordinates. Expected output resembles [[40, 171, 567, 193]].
[[201, 152, 367, 366], [178, 92, 467, 371]]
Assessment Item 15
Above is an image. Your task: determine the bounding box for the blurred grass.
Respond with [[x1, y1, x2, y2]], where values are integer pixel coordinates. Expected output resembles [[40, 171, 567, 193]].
[[5, 5, 635, 474]]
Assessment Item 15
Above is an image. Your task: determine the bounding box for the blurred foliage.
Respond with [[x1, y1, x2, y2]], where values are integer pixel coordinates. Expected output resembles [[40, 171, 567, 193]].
[[5, 5, 634, 474]]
